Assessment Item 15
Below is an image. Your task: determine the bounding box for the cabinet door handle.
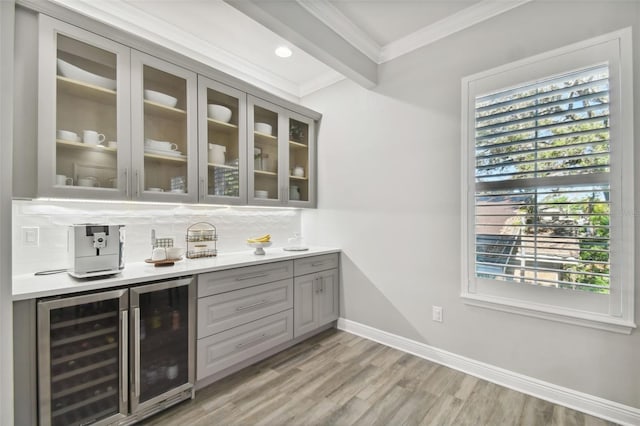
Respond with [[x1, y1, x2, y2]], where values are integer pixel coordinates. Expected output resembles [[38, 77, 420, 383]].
[[121, 310, 128, 403], [236, 333, 268, 349], [235, 273, 268, 282], [134, 307, 140, 398], [200, 178, 205, 200], [314, 277, 320, 294], [236, 299, 269, 311], [135, 170, 140, 198], [124, 168, 129, 198]]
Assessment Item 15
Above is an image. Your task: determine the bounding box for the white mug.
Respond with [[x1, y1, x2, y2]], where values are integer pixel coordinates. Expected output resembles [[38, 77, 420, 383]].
[[55, 174, 73, 186], [77, 176, 99, 187], [83, 130, 106, 145]]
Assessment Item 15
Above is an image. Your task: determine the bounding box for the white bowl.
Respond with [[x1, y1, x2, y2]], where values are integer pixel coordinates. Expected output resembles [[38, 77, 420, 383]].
[[166, 247, 185, 259], [144, 89, 178, 108], [145, 138, 177, 151], [254, 122, 273, 135], [255, 190, 269, 199], [207, 104, 232, 123], [57, 59, 116, 90], [57, 129, 79, 142]]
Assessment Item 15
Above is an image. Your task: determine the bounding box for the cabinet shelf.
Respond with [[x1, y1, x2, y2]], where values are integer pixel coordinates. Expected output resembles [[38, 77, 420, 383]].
[[57, 139, 116, 153], [208, 163, 238, 170], [255, 170, 277, 177], [51, 326, 117, 348], [51, 387, 117, 418], [144, 99, 187, 119], [144, 152, 187, 163], [289, 140, 308, 149], [51, 311, 117, 330], [57, 75, 116, 103], [289, 175, 308, 181], [52, 373, 118, 400], [51, 342, 118, 367], [207, 118, 238, 134], [255, 131, 277, 143]]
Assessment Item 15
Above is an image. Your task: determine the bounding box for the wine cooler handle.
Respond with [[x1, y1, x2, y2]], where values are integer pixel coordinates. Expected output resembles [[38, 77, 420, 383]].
[[134, 307, 141, 398], [121, 310, 128, 403]]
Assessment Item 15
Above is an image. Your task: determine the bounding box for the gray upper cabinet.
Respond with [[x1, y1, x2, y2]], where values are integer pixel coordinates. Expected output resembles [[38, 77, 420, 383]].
[[197, 76, 247, 204], [248, 96, 316, 207], [131, 51, 198, 203], [37, 15, 132, 199], [34, 13, 318, 207]]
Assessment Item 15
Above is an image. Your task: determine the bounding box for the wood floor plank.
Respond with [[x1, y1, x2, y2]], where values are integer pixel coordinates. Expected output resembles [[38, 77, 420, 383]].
[[352, 385, 414, 426], [140, 329, 618, 426], [519, 395, 555, 426], [306, 395, 371, 426], [419, 393, 465, 426]]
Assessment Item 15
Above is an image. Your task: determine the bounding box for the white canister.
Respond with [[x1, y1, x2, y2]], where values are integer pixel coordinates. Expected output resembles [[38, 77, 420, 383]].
[[208, 144, 226, 164]]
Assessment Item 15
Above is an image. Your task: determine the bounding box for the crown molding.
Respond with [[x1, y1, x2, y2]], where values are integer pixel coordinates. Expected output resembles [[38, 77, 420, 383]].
[[47, 0, 302, 101], [296, 0, 381, 63], [379, 0, 534, 63], [299, 69, 345, 98]]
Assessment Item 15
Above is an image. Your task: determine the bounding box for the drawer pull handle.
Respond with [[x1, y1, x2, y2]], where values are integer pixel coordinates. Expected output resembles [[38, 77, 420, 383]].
[[236, 333, 268, 349], [236, 299, 269, 311], [311, 262, 325, 267], [236, 273, 269, 281]]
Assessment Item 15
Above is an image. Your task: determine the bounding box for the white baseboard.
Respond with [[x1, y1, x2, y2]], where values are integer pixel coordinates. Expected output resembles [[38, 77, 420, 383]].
[[337, 318, 640, 426]]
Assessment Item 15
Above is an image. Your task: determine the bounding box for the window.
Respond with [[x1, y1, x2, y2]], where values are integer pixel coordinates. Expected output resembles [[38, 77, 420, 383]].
[[461, 30, 635, 333]]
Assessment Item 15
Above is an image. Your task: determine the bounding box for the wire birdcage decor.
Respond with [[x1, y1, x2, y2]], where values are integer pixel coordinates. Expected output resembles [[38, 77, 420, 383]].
[[186, 222, 218, 258]]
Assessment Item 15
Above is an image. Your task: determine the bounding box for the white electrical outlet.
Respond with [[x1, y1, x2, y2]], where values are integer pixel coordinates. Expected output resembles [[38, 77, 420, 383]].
[[432, 306, 443, 322], [22, 227, 39, 247]]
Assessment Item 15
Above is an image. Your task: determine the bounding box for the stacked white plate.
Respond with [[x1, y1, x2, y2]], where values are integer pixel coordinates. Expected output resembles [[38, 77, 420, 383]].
[[145, 148, 184, 157]]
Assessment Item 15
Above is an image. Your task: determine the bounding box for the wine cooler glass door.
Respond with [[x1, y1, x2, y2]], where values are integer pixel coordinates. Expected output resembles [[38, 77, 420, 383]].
[[37, 289, 129, 426], [129, 277, 195, 413]]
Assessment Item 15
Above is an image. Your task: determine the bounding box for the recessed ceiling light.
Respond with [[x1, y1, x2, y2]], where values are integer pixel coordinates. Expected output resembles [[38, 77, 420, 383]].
[[275, 46, 292, 58]]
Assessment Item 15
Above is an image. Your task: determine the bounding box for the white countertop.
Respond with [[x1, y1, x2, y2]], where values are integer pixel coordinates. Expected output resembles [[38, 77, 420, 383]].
[[13, 247, 340, 301]]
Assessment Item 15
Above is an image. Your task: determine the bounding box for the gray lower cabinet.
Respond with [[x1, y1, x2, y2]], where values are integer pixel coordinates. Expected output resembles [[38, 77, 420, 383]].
[[197, 310, 293, 380], [293, 268, 340, 338], [195, 254, 339, 384]]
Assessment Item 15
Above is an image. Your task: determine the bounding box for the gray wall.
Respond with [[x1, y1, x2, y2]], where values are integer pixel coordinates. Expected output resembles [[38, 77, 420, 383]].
[[302, 1, 640, 408], [1, 1, 15, 424]]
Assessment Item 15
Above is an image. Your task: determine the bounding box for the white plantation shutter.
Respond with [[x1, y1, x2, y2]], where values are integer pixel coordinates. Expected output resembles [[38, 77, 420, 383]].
[[474, 65, 611, 293], [461, 30, 635, 332]]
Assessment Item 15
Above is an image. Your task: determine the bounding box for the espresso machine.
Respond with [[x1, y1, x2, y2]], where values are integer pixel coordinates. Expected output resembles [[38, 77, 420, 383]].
[[68, 224, 125, 278]]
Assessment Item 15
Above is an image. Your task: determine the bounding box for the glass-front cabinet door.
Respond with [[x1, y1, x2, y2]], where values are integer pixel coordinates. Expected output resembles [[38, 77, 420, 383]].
[[248, 96, 316, 206], [248, 96, 285, 205], [129, 278, 195, 414], [287, 112, 315, 207], [131, 51, 198, 203], [37, 289, 129, 426], [197, 76, 247, 204], [37, 15, 131, 199]]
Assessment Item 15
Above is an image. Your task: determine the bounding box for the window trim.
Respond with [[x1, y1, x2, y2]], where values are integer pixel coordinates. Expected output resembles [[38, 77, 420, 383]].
[[460, 29, 635, 334]]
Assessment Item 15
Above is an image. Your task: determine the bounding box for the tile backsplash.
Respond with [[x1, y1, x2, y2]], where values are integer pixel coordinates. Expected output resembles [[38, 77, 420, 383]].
[[13, 200, 301, 275]]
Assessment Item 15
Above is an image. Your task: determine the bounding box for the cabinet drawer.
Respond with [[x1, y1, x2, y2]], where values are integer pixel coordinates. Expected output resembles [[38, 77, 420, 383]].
[[196, 310, 293, 380], [198, 261, 293, 297], [294, 253, 339, 276], [197, 279, 293, 338]]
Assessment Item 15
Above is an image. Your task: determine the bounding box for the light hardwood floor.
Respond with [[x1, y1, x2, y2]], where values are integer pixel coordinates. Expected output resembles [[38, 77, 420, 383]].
[[142, 329, 617, 426]]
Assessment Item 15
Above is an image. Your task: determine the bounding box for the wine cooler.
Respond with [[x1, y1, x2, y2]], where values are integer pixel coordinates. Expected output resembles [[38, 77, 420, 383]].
[[37, 277, 195, 426]]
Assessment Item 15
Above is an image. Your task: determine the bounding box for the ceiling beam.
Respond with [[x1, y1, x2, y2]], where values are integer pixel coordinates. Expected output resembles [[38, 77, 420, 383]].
[[224, 0, 377, 89]]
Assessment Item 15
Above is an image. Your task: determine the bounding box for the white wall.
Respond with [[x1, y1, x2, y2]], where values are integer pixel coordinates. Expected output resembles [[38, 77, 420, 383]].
[[302, 1, 640, 409]]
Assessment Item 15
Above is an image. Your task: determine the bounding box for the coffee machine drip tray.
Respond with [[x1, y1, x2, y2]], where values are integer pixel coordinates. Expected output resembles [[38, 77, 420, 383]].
[[68, 268, 122, 279]]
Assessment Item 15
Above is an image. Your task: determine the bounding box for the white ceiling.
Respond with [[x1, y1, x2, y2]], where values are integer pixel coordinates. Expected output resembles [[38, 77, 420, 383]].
[[49, 0, 530, 101]]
